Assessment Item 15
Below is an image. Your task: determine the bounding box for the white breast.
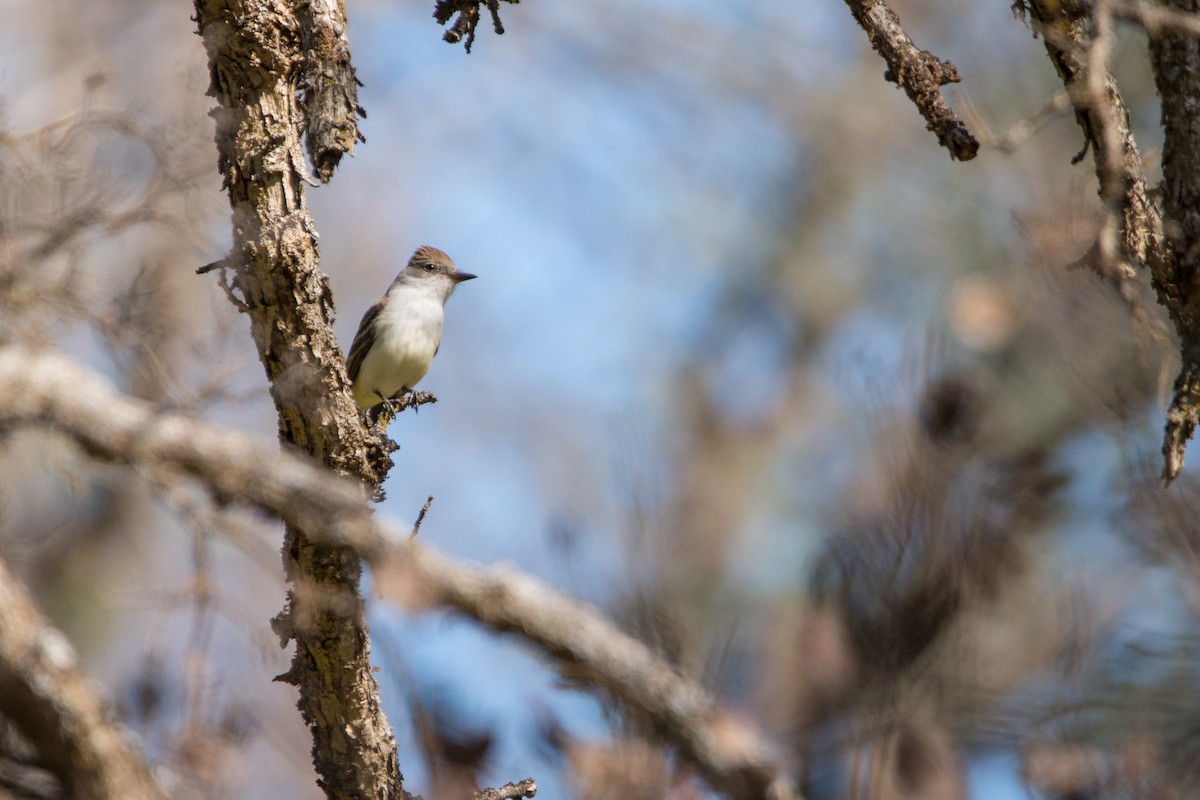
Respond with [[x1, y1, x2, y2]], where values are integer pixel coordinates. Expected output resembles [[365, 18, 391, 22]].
[[352, 286, 445, 408]]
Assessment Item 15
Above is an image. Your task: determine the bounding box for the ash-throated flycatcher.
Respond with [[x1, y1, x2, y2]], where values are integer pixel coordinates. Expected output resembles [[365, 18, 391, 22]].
[[346, 245, 476, 411]]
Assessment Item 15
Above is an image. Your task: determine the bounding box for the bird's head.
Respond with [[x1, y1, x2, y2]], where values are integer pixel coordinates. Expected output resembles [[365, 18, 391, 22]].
[[395, 245, 476, 301]]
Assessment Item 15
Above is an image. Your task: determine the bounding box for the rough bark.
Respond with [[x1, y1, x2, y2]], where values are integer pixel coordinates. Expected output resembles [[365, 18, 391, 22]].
[[1020, 0, 1166, 273], [1016, 0, 1200, 481], [190, 1, 400, 797], [1147, 0, 1200, 481], [297, 0, 365, 181], [0, 555, 167, 800], [842, 0, 979, 161]]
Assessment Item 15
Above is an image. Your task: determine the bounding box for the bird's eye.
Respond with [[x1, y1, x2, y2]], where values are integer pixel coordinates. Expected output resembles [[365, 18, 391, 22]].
[[421, 263, 435, 272]]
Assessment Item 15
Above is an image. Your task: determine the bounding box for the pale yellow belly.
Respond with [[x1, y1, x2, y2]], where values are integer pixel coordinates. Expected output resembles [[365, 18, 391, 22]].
[[351, 329, 438, 409]]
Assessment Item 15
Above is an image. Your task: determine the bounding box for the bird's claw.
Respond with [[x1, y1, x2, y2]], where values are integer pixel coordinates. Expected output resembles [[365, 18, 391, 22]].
[[368, 389, 419, 428]]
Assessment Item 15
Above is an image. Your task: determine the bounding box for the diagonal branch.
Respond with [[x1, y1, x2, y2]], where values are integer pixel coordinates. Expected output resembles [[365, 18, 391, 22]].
[[842, 0, 979, 161], [0, 344, 799, 800], [0, 555, 167, 800], [1113, 0, 1200, 36]]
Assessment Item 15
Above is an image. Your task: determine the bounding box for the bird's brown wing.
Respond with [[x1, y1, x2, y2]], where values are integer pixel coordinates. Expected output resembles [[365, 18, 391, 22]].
[[346, 295, 387, 382]]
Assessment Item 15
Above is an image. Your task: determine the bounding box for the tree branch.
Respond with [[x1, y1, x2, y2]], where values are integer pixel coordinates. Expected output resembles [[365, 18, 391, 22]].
[[1113, 0, 1200, 37], [0, 554, 167, 800], [473, 778, 537, 799], [1016, 0, 1200, 481], [1146, 0, 1200, 482], [842, 0, 979, 161], [0, 344, 799, 800], [297, 0, 366, 181]]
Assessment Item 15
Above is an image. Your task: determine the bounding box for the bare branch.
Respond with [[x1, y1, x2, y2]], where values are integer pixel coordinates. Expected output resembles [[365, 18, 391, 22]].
[[1146, 0, 1200, 482], [411, 495, 435, 539], [1016, 0, 1200, 481], [369, 389, 439, 427], [0, 555, 167, 800], [0, 344, 798, 800], [1018, 0, 1165, 271], [380, 555, 796, 800], [842, 0, 979, 161]]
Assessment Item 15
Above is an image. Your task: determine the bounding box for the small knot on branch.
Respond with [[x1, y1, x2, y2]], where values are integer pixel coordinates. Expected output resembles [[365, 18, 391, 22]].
[[884, 52, 962, 89]]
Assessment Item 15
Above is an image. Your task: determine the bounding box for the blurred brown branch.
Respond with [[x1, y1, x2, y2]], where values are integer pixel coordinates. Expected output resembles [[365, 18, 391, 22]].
[[841, 0, 979, 161], [0, 555, 166, 800], [959, 88, 1072, 153], [0, 344, 798, 800], [1113, 0, 1200, 36]]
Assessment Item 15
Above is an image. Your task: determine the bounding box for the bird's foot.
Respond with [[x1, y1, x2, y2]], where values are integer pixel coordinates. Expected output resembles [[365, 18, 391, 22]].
[[393, 388, 438, 415], [379, 395, 410, 425], [368, 389, 438, 425]]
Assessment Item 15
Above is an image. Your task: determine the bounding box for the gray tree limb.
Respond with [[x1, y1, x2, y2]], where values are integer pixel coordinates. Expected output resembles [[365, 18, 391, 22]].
[[0, 344, 797, 800]]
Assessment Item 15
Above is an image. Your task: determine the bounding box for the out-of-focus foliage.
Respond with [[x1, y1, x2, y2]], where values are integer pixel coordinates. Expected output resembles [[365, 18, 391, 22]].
[[1, 0, 1198, 797]]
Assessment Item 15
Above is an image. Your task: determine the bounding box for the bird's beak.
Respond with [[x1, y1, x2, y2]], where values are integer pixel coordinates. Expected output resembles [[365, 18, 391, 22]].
[[453, 271, 478, 283]]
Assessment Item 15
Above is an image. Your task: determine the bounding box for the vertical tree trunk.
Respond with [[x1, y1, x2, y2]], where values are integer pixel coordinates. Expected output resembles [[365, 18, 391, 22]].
[[191, 2, 402, 796]]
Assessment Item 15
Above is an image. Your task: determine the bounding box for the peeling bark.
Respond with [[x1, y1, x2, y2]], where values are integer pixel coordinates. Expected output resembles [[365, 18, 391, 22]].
[[191, 1, 401, 796]]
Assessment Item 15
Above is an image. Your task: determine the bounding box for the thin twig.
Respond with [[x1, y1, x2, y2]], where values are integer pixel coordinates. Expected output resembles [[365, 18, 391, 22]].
[[959, 88, 1071, 153], [411, 495, 434, 539], [842, 0, 979, 160]]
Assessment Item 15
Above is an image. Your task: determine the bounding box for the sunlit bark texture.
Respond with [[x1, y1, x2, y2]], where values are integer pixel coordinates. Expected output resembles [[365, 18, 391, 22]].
[[190, 1, 402, 796]]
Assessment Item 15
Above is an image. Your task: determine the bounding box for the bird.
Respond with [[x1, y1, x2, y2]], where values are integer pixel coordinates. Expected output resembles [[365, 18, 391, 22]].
[[345, 245, 476, 413]]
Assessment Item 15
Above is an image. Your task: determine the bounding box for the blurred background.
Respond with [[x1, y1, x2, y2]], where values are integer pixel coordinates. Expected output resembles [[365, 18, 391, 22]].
[[1, 0, 1197, 797]]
